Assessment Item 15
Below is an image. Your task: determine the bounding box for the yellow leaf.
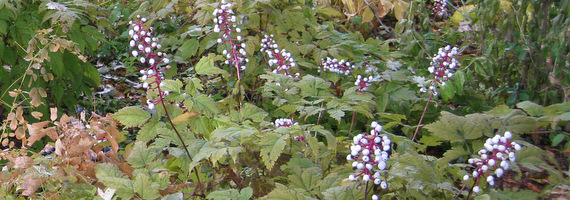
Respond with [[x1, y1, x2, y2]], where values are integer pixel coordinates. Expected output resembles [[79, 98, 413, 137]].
[[393, 0, 409, 21], [450, 5, 476, 23], [362, 7, 374, 23], [172, 111, 199, 125]]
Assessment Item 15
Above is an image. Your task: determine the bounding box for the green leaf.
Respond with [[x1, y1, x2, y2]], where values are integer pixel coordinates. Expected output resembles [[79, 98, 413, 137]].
[[111, 106, 151, 128], [95, 163, 134, 199], [195, 53, 228, 77], [424, 111, 488, 143], [516, 101, 544, 116], [191, 94, 221, 117], [288, 167, 321, 194], [207, 189, 239, 200], [553, 112, 570, 130], [322, 185, 363, 200], [137, 119, 165, 143], [127, 141, 160, 168], [238, 187, 253, 200], [551, 133, 566, 147], [327, 109, 345, 122], [259, 133, 288, 171], [134, 173, 161, 200], [240, 103, 268, 122], [436, 146, 470, 169], [261, 183, 316, 200], [178, 39, 199, 59]]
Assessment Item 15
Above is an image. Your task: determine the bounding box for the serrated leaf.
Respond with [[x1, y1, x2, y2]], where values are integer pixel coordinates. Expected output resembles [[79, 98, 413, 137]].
[[261, 183, 316, 200], [195, 53, 228, 77], [211, 126, 257, 143], [95, 163, 134, 199], [240, 103, 268, 122], [322, 185, 363, 200], [178, 39, 199, 59], [288, 167, 321, 194], [127, 141, 160, 168], [134, 174, 161, 200], [260, 134, 287, 171], [137, 119, 164, 143], [192, 94, 221, 117], [327, 109, 345, 122], [436, 146, 470, 169], [424, 111, 487, 143], [111, 106, 151, 128], [207, 189, 239, 200], [188, 144, 228, 170]]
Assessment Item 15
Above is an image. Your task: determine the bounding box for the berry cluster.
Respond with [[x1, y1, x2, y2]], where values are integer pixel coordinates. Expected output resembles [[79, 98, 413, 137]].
[[355, 75, 379, 93], [260, 34, 299, 78], [420, 45, 459, 94], [319, 57, 355, 75], [213, 0, 248, 78], [347, 121, 391, 191], [463, 131, 522, 193], [128, 15, 171, 109], [432, 0, 448, 17], [271, 118, 298, 128]]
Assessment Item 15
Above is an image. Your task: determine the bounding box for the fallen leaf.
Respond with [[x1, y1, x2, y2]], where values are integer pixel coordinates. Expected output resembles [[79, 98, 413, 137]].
[[21, 175, 42, 196], [50, 107, 58, 121], [14, 156, 34, 169], [31, 111, 43, 120]]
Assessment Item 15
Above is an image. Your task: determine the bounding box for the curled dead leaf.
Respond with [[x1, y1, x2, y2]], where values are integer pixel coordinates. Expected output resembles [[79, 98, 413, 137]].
[[21, 175, 42, 197]]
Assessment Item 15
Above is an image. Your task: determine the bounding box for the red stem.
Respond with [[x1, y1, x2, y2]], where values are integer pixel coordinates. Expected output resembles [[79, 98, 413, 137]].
[[412, 89, 434, 141]]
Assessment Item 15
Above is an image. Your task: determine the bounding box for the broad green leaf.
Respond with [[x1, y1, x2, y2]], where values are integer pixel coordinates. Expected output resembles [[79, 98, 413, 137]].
[[436, 146, 470, 169], [288, 167, 321, 194], [137, 119, 165, 143], [551, 133, 566, 147], [296, 75, 332, 98], [259, 133, 287, 171], [237, 187, 253, 200], [111, 106, 151, 128], [195, 53, 228, 77], [261, 183, 316, 200], [95, 163, 134, 199], [134, 174, 161, 200], [322, 184, 363, 200], [240, 103, 268, 122], [191, 94, 221, 117], [188, 143, 228, 170], [211, 126, 257, 143], [127, 141, 160, 168], [177, 39, 199, 59], [553, 112, 570, 130], [516, 101, 544, 116], [207, 189, 239, 200], [424, 111, 487, 143]]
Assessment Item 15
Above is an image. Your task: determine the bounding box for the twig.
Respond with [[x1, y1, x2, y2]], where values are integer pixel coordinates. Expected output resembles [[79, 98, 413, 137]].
[[362, 0, 391, 32]]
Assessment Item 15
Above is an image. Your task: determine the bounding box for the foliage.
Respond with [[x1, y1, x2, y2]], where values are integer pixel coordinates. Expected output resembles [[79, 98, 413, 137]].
[[0, 0, 569, 199]]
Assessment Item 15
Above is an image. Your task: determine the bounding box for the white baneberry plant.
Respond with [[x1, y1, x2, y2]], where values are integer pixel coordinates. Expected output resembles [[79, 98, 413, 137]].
[[213, 0, 248, 79], [347, 121, 391, 198], [412, 45, 460, 141], [260, 34, 299, 78], [271, 118, 305, 142], [319, 57, 355, 75], [463, 131, 522, 195], [128, 15, 172, 109], [432, 0, 448, 18], [419, 45, 460, 95], [355, 75, 381, 93]]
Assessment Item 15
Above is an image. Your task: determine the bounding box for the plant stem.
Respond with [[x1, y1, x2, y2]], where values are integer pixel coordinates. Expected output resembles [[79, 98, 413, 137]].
[[412, 89, 434, 141], [159, 100, 202, 186], [348, 111, 356, 138]]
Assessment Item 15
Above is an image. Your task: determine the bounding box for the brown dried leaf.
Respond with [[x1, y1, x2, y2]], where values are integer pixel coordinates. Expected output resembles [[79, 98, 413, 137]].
[[15, 126, 26, 140], [55, 139, 64, 156], [27, 121, 50, 146], [31, 111, 43, 120], [21, 175, 42, 196], [16, 107, 24, 123], [14, 156, 34, 169], [45, 127, 58, 141], [50, 107, 58, 121], [1, 138, 8, 146]]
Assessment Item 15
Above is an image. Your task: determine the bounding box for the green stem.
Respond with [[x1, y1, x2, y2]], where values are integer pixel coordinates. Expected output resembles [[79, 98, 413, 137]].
[[348, 111, 356, 138]]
